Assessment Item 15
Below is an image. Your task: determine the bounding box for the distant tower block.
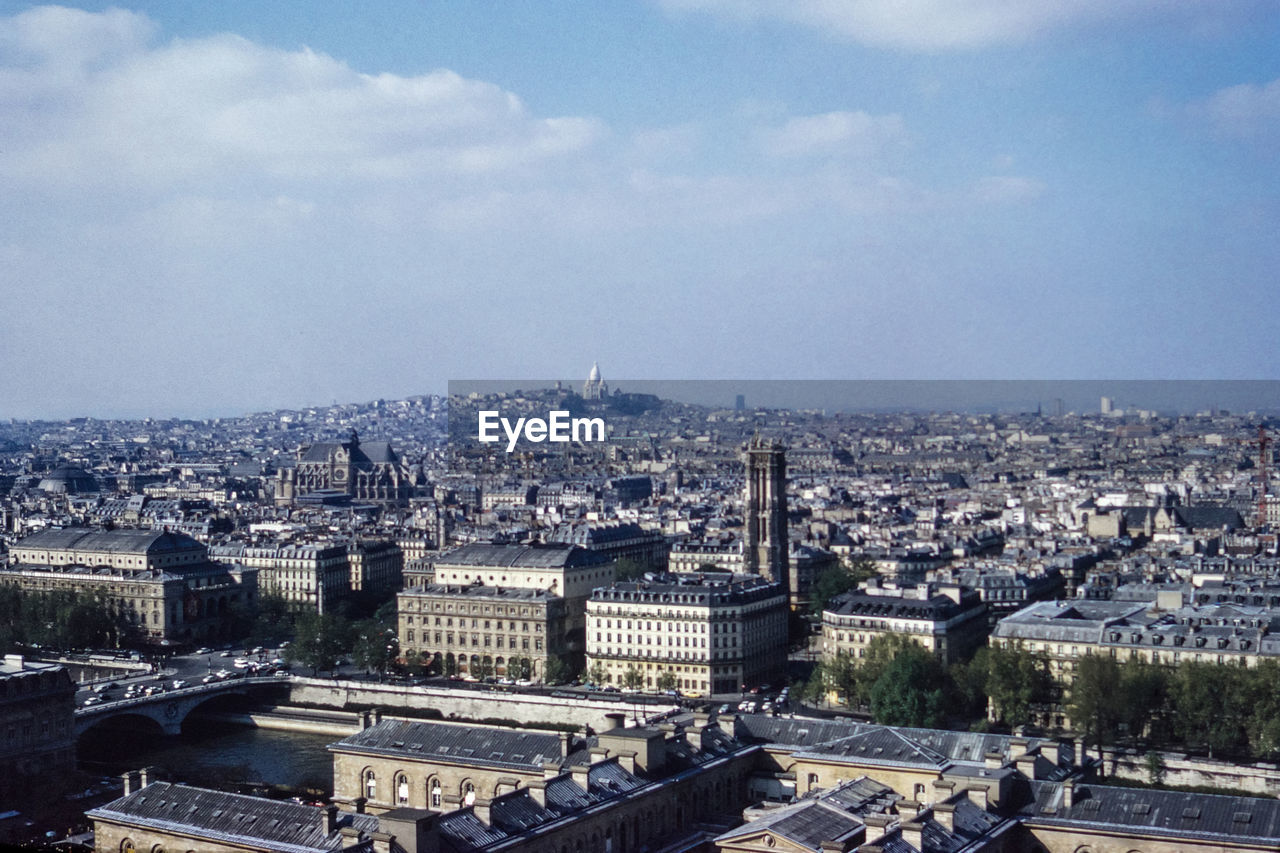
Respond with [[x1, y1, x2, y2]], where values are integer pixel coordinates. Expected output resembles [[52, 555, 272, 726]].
[[583, 362, 608, 401], [744, 436, 788, 590], [735, 394, 746, 411], [1100, 396, 1114, 415]]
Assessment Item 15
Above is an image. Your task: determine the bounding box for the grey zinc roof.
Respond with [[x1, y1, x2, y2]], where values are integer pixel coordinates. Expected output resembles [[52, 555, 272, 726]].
[[435, 542, 610, 569], [329, 720, 586, 771], [17, 527, 206, 555], [733, 717, 1066, 775], [795, 728, 950, 771], [715, 777, 897, 851], [86, 782, 379, 853], [1023, 781, 1280, 845], [435, 760, 648, 849]]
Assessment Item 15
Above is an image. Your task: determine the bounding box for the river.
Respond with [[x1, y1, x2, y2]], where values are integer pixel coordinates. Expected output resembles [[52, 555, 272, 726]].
[[77, 718, 337, 796]]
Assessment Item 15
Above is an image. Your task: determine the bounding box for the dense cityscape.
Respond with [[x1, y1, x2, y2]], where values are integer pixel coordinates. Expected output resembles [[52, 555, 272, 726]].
[[0, 374, 1278, 852]]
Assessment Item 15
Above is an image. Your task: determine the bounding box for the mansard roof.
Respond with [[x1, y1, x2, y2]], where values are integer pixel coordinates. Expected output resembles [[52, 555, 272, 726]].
[[87, 782, 380, 853], [16, 527, 206, 555], [435, 542, 612, 570]]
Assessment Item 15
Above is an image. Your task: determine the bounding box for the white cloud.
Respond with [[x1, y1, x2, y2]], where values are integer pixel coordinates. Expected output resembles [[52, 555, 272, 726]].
[[759, 110, 906, 159], [0, 6, 604, 192], [1183, 78, 1280, 141], [661, 0, 1240, 50]]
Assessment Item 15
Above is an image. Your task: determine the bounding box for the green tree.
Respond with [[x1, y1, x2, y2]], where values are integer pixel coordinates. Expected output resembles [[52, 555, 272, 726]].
[[622, 666, 645, 691], [869, 642, 948, 727], [1068, 654, 1124, 760], [543, 656, 569, 685], [351, 618, 397, 675], [1170, 661, 1248, 758], [614, 558, 649, 582], [1117, 657, 1169, 741], [809, 557, 876, 616], [1144, 750, 1167, 786], [984, 642, 1054, 728], [656, 670, 678, 693], [588, 661, 607, 686], [1244, 660, 1280, 757], [287, 610, 351, 676]]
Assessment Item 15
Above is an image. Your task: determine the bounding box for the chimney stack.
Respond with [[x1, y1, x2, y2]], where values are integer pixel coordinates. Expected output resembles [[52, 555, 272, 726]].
[[933, 801, 955, 833], [899, 820, 925, 850], [571, 762, 591, 791], [1062, 780, 1075, 809], [121, 771, 139, 797], [526, 780, 548, 808], [354, 797, 367, 814], [967, 784, 989, 811], [558, 732, 571, 758], [589, 747, 610, 764], [617, 749, 638, 774], [472, 798, 492, 826], [322, 804, 339, 835], [543, 762, 563, 780]]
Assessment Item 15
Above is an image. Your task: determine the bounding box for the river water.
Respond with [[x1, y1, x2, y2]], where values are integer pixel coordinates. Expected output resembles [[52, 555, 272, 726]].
[[77, 719, 337, 796]]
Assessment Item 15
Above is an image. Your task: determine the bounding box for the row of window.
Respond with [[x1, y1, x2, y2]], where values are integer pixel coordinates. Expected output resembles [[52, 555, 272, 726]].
[[406, 616, 545, 632], [404, 631, 544, 651]]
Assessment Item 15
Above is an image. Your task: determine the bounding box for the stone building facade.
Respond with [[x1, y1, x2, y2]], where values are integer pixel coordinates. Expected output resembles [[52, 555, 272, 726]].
[[397, 584, 567, 681], [585, 573, 788, 695], [0, 655, 75, 810], [821, 579, 988, 666], [3, 528, 257, 645], [211, 540, 351, 615]]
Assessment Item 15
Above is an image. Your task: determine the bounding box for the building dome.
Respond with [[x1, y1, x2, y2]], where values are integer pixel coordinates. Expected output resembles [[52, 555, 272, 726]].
[[37, 465, 100, 495], [588, 361, 601, 382]]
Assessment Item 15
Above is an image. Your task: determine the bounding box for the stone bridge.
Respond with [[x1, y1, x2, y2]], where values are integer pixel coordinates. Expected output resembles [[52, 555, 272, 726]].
[[74, 676, 284, 736]]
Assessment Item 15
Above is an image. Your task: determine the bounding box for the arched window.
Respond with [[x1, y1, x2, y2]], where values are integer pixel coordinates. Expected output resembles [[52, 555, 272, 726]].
[[430, 778, 442, 809], [462, 780, 476, 806], [396, 773, 410, 805], [364, 769, 377, 801], [120, 841, 137, 853]]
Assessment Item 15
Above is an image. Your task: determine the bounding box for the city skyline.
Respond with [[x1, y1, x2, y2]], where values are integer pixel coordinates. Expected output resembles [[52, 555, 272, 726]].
[[3, 2, 1279, 420]]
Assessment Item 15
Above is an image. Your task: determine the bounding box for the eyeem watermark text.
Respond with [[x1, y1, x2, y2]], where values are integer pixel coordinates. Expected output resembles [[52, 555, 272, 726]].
[[478, 410, 606, 452]]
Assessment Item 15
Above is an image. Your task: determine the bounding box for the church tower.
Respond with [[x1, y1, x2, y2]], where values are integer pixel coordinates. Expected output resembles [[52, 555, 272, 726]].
[[583, 361, 608, 400], [744, 436, 788, 590]]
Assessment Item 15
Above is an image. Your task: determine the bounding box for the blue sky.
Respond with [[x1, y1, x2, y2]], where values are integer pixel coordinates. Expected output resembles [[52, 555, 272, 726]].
[[1, 1, 1279, 418]]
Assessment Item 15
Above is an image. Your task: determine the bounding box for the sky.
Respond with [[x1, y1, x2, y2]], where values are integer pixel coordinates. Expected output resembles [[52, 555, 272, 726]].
[[2, 1, 1279, 419]]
